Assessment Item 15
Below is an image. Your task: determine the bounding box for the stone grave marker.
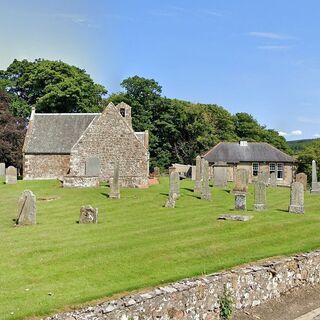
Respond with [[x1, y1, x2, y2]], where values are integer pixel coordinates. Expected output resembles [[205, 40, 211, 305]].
[[253, 181, 267, 211], [233, 168, 248, 193], [311, 160, 320, 193], [296, 172, 307, 191], [194, 155, 202, 193], [270, 172, 277, 188], [234, 193, 246, 211], [169, 171, 180, 199], [16, 190, 36, 226], [109, 162, 120, 199], [79, 205, 98, 223], [85, 158, 100, 176], [201, 160, 211, 201], [0, 163, 5, 177], [218, 214, 252, 221], [213, 162, 228, 188], [165, 193, 177, 209], [288, 182, 304, 214], [153, 167, 160, 177], [5, 166, 17, 184]]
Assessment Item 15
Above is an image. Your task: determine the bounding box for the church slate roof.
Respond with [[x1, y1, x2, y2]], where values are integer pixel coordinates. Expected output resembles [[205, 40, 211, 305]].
[[25, 113, 99, 154], [203, 142, 296, 163]]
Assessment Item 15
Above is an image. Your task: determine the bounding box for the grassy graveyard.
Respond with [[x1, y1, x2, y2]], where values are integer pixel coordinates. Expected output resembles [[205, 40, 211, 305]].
[[0, 178, 320, 320]]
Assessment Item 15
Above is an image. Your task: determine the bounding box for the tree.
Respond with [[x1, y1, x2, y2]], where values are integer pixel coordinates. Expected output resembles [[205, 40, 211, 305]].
[[0, 59, 107, 116], [0, 91, 26, 170]]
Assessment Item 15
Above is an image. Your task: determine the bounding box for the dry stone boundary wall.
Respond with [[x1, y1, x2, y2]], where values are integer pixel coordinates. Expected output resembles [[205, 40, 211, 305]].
[[45, 250, 320, 320]]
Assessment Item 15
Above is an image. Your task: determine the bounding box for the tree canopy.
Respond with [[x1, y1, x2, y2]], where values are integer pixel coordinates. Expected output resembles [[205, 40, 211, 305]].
[[0, 59, 107, 116]]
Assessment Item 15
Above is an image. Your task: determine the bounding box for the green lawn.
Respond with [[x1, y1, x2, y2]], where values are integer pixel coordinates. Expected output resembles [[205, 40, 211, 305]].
[[0, 178, 319, 320]]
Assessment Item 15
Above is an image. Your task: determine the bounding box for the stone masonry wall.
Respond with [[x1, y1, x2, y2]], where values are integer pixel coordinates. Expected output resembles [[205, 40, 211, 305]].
[[24, 154, 70, 180], [69, 103, 149, 187], [45, 250, 320, 320]]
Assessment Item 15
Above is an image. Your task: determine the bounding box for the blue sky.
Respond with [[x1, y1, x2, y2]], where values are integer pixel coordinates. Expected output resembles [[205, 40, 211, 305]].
[[1, 0, 320, 140]]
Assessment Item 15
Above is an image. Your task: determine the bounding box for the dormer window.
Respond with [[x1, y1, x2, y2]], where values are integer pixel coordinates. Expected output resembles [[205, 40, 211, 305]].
[[120, 108, 126, 117]]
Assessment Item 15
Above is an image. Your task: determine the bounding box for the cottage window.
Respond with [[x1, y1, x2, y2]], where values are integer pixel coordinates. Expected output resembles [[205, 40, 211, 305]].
[[120, 108, 126, 117], [277, 163, 284, 179], [252, 162, 259, 176], [269, 163, 276, 174]]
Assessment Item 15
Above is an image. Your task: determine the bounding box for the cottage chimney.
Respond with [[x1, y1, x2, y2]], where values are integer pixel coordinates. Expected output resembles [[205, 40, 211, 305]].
[[239, 141, 248, 146]]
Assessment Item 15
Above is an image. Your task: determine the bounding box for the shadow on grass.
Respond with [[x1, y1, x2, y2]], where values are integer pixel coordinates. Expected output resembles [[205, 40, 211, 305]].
[[276, 209, 289, 213], [181, 187, 194, 192], [160, 192, 169, 197], [100, 192, 110, 198]]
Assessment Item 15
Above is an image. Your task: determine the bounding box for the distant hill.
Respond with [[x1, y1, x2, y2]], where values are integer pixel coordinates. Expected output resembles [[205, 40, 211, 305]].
[[287, 139, 317, 153]]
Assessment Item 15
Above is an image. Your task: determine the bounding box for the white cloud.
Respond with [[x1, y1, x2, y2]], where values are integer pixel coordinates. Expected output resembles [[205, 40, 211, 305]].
[[314, 134, 320, 138], [258, 45, 291, 50], [278, 130, 302, 137], [248, 32, 294, 40]]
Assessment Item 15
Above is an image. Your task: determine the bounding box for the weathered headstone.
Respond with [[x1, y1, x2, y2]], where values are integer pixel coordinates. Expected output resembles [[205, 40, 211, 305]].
[[253, 181, 267, 211], [201, 160, 211, 201], [194, 155, 202, 192], [5, 166, 17, 184], [168, 166, 176, 175], [218, 214, 252, 221], [233, 169, 248, 193], [296, 172, 307, 191], [270, 172, 277, 188], [79, 205, 98, 223], [258, 172, 269, 185], [191, 165, 196, 181], [311, 160, 320, 193], [288, 182, 304, 214], [213, 162, 228, 187], [85, 158, 100, 176], [234, 193, 246, 211], [153, 167, 160, 177], [109, 162, 120, 199], [0, 163, 5, 177], [169, 171, 180, 199], [16, 190, 36, 225], [165, 192, 177, 208]]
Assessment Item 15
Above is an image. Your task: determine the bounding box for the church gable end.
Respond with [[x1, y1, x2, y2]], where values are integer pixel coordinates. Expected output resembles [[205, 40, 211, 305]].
[[69, 103, 149, 187]]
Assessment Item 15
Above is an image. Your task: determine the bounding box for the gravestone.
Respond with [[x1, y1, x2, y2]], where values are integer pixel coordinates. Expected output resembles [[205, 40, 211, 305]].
[[16, 190, 36, 225], [109, 162, 120, 199], [153, 167, 160, 177], [270, 172, 277, 188], [169, 171, 180, 199], [201, 160, 211, 201], [258, 172, 269, 185], [218, 214, 252, 222], [85, 158, 100, 176], [311, 160, 320, 193], [79, 205, 98, 223], [165, 192, 177, 208], [233, 169, 248, 193], [194, 155, 202, 192], [296, 172, 307, 191], [0, 163, 5, 177], [5, 166, 17, 184], [191, 165, 196, 180], [253, 181, 267, 211], [168, 166, 176, 175], [288, 182, 304, 214], [213, 162, 228, 187], [234, 193, 246, 211]]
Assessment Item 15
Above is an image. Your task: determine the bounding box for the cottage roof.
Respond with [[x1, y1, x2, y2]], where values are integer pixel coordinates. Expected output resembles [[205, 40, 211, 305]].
[[203, 142, 295, 163], [25, 113, 99, 154]]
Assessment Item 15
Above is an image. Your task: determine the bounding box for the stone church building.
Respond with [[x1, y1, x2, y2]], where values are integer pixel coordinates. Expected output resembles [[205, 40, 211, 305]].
[[23, 102, 149, 187]]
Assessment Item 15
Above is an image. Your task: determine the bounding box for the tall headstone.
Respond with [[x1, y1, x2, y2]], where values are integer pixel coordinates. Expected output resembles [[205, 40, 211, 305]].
[[295, 172, 307, 191], [270, 172, 277, 188], [311, 160, 320, 193], [109, 162, 120, 199], [201, 160, 211, 201], [194, 155, 202, 192], [16, 190, 36, 225], [234, 193, 246, 211], [5, 166, 17, 184], [253, 181, 267, 211], [213, 162, 228, 188], [233, 169, 248, 193], [288, 182, 304, 214], [169, 171, 180, 199], [79, 206, 98, 223], [85, 158, 100, 176], [0, 163, 5, 177]]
